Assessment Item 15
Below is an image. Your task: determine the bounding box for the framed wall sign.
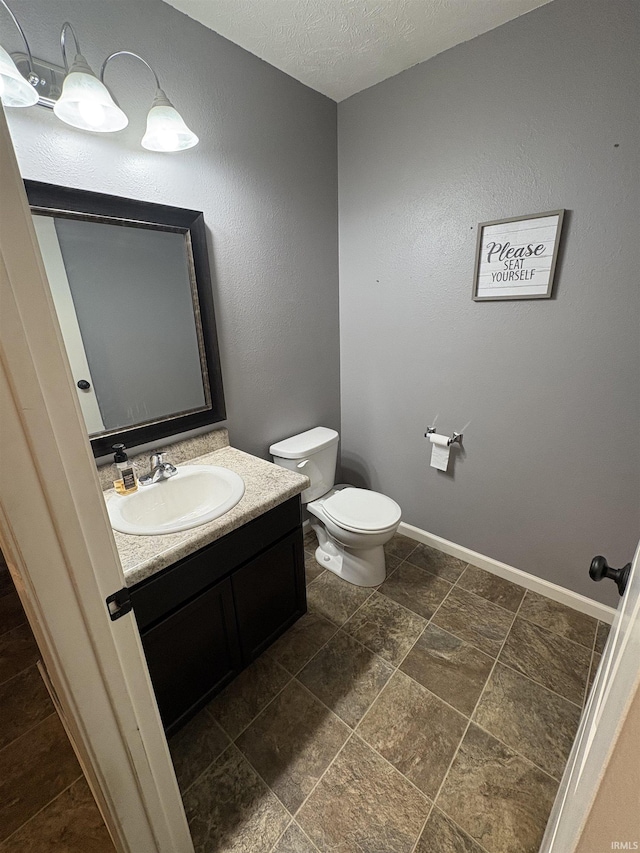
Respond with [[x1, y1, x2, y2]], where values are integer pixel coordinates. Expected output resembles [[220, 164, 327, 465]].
[[473, 209, 565, 301]]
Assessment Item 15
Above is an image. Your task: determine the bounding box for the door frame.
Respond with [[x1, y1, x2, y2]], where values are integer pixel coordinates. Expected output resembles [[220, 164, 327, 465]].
[[0, 106, 193, 851]]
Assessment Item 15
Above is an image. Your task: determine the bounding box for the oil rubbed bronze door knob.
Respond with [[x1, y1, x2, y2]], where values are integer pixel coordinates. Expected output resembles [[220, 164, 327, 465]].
[[77, 379, 91, 391], [589, 555, 631, 597]]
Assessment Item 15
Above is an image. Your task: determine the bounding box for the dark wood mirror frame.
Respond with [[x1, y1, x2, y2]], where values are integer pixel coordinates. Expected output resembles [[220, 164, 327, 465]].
[[25, 180, 226, 457]]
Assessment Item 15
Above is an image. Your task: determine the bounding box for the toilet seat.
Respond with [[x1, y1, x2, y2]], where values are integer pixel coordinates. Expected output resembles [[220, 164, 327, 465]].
[[322, 487, 401, 534]]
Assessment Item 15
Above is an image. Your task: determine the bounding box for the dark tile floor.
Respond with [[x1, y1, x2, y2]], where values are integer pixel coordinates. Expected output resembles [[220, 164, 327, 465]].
[[0, 553, 114, 852], [169, 532, 609, 853]]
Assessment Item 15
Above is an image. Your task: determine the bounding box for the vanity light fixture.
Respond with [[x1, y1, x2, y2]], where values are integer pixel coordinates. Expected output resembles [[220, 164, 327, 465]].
[[100, 51, 198, 152], [0, 0, 198, 151], [54, 24, 128, 133], [0, 0, 38, 107]]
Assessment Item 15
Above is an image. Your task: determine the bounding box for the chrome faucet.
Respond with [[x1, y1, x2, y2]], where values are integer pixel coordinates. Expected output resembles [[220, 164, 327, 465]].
[[139, 452, 178, 486]]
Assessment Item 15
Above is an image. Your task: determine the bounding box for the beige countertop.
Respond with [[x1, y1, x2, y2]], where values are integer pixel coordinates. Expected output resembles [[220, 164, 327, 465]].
[[107, 443, 309, 587]]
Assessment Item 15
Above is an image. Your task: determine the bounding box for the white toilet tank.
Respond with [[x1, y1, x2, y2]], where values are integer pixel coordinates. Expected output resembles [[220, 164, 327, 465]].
[[269, 427, 339, 503]]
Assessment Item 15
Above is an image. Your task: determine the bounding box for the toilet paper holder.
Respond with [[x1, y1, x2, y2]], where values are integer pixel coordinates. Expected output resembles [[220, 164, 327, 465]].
[[425, 427, 463, 447]]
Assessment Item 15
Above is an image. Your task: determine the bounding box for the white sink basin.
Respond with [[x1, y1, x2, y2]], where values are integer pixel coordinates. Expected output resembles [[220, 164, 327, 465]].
[[106, 465, 245, 536]]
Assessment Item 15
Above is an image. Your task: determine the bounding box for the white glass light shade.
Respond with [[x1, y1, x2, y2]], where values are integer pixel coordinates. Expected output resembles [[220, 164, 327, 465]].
[[0, 44, 38, 107], [141, 90, 198, 152], [53, 55, 127, 132]]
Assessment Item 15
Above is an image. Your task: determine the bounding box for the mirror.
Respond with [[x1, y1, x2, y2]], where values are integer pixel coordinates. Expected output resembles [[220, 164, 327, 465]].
[[25, 181, 226, 457]]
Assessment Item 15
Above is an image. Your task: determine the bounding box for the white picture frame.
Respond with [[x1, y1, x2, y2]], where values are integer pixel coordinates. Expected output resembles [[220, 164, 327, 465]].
[[473, 210, 565, 301]]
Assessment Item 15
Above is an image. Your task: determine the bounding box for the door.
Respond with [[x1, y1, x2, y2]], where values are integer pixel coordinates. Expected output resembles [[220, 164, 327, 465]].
[[142, 576, 242, 735], [540, 541, 640, 852], [232, 529, 306, 662], [0, 105, 193, 851], [31, 215, 106, 435]]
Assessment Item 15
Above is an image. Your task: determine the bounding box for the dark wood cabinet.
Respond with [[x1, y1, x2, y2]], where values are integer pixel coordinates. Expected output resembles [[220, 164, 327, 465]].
[[129, 496, 305, 736], [142, 577, 241, 731], [232, 529, 305, 661]]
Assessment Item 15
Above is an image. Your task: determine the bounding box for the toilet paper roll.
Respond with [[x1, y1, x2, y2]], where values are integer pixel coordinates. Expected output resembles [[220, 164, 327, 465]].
[[429, 433, 451, 472]]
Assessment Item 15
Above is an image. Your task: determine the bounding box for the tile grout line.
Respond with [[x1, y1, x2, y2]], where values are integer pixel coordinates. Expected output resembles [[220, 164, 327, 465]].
[[517, 613, 601, 652], [465, 718, 564, 784], [0, 708, 59, 758], [0, 658, 43, 691], [408, 801, 434, 853], [514, 589, 602, 651], [349, 580, 434, 625], [220, 669, 363, 823], [248, 557, 571, 776], [183, 738, 301, 849], [265, 818, 295, 853], [300, 551, 414, 667], [234, 669, 363, 831], [425, 804, 496, 853], [272, 617, 341, 679], [494, 657, 585, 710], [319, 547, 469, 648], [421, 562, 599, 651], [353, 657, 467, 731], [384, 559, 470, 675], [0, 772, 84, 847], [349, 729, 433, 802], [0, 613, 28, 640], [284, 723, 428, 839], [348, 557, 587, 833], [429, 591, 526, 829], [226, 666, 296, 741], [290, 730, 356, 825], [266, 818, 323, 853], [180, 666, 298, 797], [500, 589, 593, 707], [226, 740, 296, 827]]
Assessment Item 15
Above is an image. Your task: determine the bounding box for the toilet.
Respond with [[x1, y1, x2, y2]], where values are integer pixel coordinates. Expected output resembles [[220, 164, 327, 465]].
[[270, 427, 401, 587]]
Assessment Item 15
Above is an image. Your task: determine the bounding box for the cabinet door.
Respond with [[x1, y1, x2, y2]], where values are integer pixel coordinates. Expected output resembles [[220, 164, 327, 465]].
[[141, 576, 241, 735], [232, 529, 305, 663]]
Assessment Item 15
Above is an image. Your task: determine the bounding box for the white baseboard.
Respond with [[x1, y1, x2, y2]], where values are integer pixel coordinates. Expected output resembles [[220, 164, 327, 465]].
[[398, 521, 616, 625]]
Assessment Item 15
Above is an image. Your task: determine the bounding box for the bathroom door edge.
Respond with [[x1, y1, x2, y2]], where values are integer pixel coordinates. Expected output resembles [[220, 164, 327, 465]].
[[0, 106, 194, 853]]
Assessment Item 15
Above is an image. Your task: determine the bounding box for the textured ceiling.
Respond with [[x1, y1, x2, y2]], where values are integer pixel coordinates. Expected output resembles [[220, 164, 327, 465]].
[[162, 0, 554, 101]]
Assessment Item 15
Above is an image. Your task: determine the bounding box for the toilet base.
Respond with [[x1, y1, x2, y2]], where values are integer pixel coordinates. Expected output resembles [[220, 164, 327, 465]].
[[312, 524, 386, 587]]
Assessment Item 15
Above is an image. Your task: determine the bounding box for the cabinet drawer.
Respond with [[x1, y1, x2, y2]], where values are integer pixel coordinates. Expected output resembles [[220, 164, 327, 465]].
[[140, 575, 241, 735], [130, 496, 302, 631], [232, 528, 305, 662]]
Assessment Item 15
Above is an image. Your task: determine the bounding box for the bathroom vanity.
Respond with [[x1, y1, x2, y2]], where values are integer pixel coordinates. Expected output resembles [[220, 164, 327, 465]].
[[105, 430, 309, 736]]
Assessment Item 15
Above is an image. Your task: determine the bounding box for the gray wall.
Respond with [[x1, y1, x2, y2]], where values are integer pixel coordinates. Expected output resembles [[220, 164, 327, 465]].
[[338, 0, 639, 605], [6, 0, 340, 459]]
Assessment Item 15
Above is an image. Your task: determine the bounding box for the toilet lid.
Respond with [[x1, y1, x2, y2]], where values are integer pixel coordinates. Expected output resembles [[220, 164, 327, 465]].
[[322, 488, 401, 533]]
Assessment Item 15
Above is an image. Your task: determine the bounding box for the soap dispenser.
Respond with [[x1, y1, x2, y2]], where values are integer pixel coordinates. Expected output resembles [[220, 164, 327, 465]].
[[112, 444, 138, 495]]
